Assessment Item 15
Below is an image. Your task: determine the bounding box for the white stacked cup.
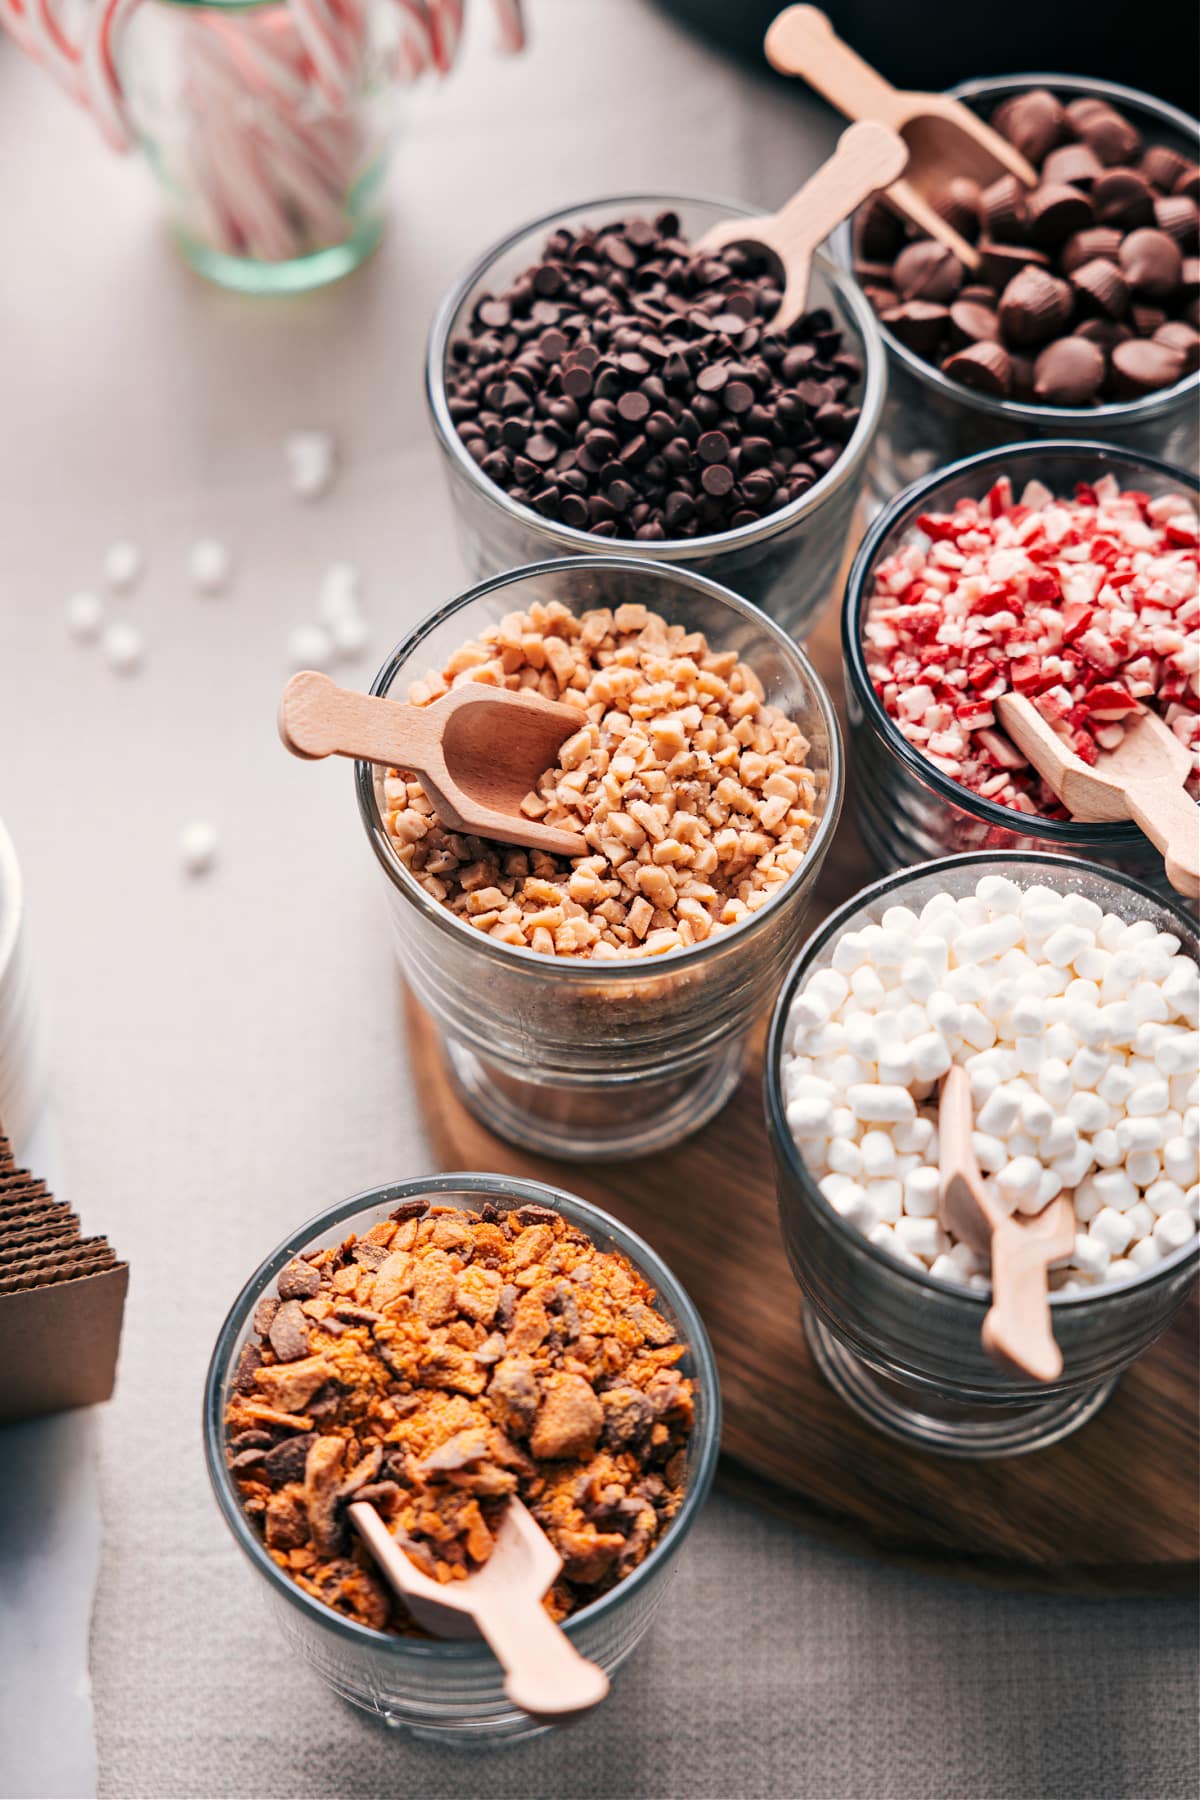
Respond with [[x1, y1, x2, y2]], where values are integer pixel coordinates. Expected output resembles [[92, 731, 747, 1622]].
[[0, 818, 47, 1151]]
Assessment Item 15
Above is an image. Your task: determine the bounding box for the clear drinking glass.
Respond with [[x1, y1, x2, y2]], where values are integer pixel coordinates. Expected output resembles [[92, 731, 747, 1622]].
[[114, 0, 408, 293], [841, 439, 1199, 890], [203, 1173, 721, 1744], [356, 557, 843, 1160], [765, 852, 1200, 1459], [424, 194, 888, 639], [831, 74, 1200, 507]]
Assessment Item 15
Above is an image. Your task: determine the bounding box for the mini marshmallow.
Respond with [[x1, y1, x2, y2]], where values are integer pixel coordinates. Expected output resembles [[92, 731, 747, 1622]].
[[1019, 1091, 1055, 1139], [65, 590, 104, 642], [178, 820, 219, 876], [318, 562, 362, 623], [1037, 1059, 1073, 1107], [1128, 1077, 1170, 1117], [1066, 1090, 1109, 1134], [895, 1216, 944, 1260], [867, 1179, 903, 1223], [189, 538, 233, 595], [1044, 924, 1093, 968], [957, 917, 1024, 964], [1090, 1208, 1134, 1256], [285, 429, 337, 500], [1155, 1031, 1199, 1077], [1073, 1231, 1110, 1275], [787, 1096, 834, 1140], [848, 1085, 916, 1123], [909, 1033, 953, 1083], [1152, 1209, 1194, 1255], [972, 1132, 1006, 1174], [827, 1138, 863, 1178], [860, 1131, 896, 1179], [1125, 1151, 1162, 1190], [330, 612, 370, 660], [102, 621, 145, 674], [903, 1166, 941, 1218], [1092, 1169, 1138, 1212], [287, 623, 335, 672], [103, 539, 144, 592], [1146, 1178, 1188, 1218], [995, 1156, 1042, 1206]]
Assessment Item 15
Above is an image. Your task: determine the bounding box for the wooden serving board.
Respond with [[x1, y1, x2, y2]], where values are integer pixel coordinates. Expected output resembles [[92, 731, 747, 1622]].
[[407, 595, 1199, 1592]]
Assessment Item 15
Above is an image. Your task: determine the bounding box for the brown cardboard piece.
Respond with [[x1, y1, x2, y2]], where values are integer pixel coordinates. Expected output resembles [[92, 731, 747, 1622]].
[[0, 1122, 127, 1423]]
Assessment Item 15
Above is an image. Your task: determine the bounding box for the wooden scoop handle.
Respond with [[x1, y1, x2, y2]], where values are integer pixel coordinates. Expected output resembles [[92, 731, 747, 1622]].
[[765, 6, 906, 128], [1124, 778, 1200, 900], [982, 1200, 1074, 1384], [279, 671, 437, 775], [773, 119, 908, 261], [471, 1587, 611, 1723]]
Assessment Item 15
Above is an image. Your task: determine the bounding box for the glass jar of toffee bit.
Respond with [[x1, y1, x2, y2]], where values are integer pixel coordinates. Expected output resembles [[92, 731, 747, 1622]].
[[204, 1173, 720, 1744], [425, 193, 887, 640], [357, 557, 842, 1161], [831, 75, 1200, 507]]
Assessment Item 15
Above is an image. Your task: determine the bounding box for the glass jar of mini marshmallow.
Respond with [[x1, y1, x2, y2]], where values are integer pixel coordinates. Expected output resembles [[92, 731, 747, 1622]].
[[357, 556, 843, 1160]]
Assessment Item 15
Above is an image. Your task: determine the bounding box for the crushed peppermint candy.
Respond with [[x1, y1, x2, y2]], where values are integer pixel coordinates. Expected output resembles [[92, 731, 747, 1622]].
[[864, 474, 1199, 817]]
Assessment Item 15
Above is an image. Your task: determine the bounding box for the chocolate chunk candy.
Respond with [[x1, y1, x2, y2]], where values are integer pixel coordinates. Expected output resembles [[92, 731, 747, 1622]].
[[277, 1257, 321, 1300], [1060, 226, 1123, 274], [1070, 258, 1130, 320], [1110, 337, 1187, 398], [1155, 321, 1200, 374], [880, 301, 949, 356], [303, 1436, 347, 1555], [252, 1293, 279, 1338], [991, 88, 1065, 166], [941, 341, 1012, 396], [232, 1340, 264, 1394], [268, 1298, 310, 1363], [601, 1386, 656, 1449], [1092, 167, 1156, 230], [486, 1356, 540, 1434], [1065, 99, 1141, 168], [261, 1432, 317, 1486], [1033, 336, 1106, 405], [1042, 143, 1104, 190], [1119, 228, 1184, 298], [1025, 183, 1093, 247], [894, 240, 963, 302], [946, 301, 1001, 349], [529, 1372, 604, 1461], [981, 175, 1028, 243], [978, 240, 1049, 289], [253, 1353, 333, 1416], [264, 1489, 309, 1550], [998, 267, 1073, 349]]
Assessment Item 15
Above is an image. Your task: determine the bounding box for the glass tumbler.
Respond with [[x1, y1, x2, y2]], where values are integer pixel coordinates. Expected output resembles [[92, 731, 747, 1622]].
[[425, 193, 887, 640], [357, 557, 843, 1160], [831, 74, 1200, 508], [112, 0, 410, 293], [841, 439, 1199, 890], [204, 1173, 721, 1744], [765, 852, 1199, 1459]]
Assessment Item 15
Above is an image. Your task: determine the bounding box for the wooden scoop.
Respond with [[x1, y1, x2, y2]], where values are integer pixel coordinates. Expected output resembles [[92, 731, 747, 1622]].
[[995, 693, 1200, 900], [695, 120, 909, 331], [939, 1065, 1075, 1383], [279, 670, 588, 859], [765, 6, 1040, 271], [350, 1498, 610, 1723]]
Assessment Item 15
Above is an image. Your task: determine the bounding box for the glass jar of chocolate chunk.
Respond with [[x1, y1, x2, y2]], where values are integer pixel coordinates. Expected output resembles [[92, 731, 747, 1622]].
[[426, 193, 887, 640], [832, 76, 1199, 504], [205, 1175, 721, 1745]]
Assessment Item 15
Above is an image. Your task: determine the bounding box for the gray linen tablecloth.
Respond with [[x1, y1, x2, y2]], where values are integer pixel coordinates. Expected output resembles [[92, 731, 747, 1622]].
[[1, 5, 1196, 1795]]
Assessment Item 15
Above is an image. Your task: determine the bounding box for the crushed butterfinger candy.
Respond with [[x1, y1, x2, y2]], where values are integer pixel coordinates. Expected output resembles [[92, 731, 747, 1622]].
[[224, 1199, 695, 1633]]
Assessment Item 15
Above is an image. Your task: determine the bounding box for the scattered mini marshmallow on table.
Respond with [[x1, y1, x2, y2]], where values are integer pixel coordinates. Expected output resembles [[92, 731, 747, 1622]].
[[864, 475, 1200, 817], [102, 620, 145, 675], [783, 874, 1199, 1291], [178, 820, 219, 876], [189, 538, 233, 596], [103, 539, 145, 593], [65, 590, 104, 642], [285, 430, 337, 501], [287, 622, 335, 672], [316, 562, 369, 660]]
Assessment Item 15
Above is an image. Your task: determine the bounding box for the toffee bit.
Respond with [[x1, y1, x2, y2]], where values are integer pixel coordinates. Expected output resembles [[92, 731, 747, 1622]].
[[224, 1202, 695, 1634]]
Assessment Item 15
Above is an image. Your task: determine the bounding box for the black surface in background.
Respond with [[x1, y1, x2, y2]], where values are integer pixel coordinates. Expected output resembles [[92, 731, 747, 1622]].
[[655, 0, 1200, 118]]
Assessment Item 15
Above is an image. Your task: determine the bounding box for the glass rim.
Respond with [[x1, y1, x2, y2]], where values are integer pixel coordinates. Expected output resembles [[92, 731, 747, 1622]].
[[764, 849, 1200, 1309], [203, 1171, 723, 1660], [841, 436, 1200, 843], [0, 818, 24, 986], [838, 70, 1200, 425], [355, 554, 845, 984], [423, 189, 888, 559]]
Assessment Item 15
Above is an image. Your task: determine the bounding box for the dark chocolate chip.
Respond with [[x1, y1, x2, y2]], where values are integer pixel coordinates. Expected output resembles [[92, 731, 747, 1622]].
[[1025, 183, 1094, 247], [998, 267, 1073, 348], [1110, 336, 1187, 397], [1092, 167, 1156, 230], [1032, 336, 1106, 405], [991, 88, 1065, 165], [1119, 228, 1184, 297], [894, 240, 964, 302], [941, 341, 1012, 396]]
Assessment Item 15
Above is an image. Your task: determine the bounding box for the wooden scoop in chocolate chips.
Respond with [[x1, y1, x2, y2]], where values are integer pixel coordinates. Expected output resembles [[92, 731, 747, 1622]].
[[695, 120, 909, 331], [279, 671, 588, 859], [765, 6, 1039, 271]]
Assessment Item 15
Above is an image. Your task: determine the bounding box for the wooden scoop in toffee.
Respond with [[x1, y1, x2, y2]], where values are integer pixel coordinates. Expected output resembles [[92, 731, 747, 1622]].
[[350, 1497, 610, 1723], [764, 6, 1040, 270], [279, 670, 588, 859], [695, 120, 909, 331], [939, 1065, 1075, 1384]]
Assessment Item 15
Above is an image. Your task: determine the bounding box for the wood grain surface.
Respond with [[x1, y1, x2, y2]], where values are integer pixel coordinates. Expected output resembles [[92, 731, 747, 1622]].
[[407, 593, 1200, 1590]]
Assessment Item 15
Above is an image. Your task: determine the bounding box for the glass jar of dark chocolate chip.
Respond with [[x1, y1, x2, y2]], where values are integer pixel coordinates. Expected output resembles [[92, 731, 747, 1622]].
[[426, 194, 887, 639], [831, 75, 1199, 507]]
